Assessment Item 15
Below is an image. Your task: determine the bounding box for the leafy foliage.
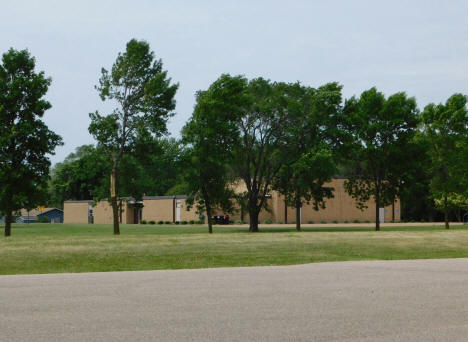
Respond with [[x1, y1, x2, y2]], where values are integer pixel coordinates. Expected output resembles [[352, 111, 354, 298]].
[[88, 39, 178, 234], [49, 145, 109, 207], [0, 48, 62, 236], [182, 74, 247, 233], [273, 82, 341, 231], [339, 88, 419, 230], [422, 94, 468, 228]]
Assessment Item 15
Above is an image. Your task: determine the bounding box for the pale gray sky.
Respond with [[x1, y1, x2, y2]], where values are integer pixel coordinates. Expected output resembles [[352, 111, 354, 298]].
[[2, 0, 468, 164]]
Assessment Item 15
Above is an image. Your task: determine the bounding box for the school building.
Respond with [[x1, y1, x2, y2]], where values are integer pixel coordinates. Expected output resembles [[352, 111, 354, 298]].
[[63, 179, 400, 224]]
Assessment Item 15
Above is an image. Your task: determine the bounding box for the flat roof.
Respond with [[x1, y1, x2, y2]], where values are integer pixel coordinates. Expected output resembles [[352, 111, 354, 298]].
[[64, 200, 93, 203]]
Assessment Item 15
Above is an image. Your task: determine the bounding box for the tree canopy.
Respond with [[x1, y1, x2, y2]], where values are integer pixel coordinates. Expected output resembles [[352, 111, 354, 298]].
[[0, 48, 62, 236], [182, 74, 247, 233], [272, 82, 341, 231], [89, 39, 178, 234], [339, 87, 420, 231], [422, 94, 468, 229]]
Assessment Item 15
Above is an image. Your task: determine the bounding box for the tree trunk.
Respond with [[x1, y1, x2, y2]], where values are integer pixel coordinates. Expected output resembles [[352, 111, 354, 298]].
[[4, 210, 12, 237], [295, 199, 301, 232], [284, 200, 288, 224], [456, 208, 461, 222], [375, 193, 380, 231], [206, 203, 213, 234], [249, 209, 259, 232], [444, 194, 449, 229], [110, 168, 120, 235]]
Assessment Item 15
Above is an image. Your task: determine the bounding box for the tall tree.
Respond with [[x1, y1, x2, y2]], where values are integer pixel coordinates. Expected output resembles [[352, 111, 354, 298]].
[[340, 88, 419, 231], [422, 94, 468, 229], [89, 39, 178, 235], [273, 83, 341, 231], [0, 48, 62, 236], [182, 74, 247, 233], [231, 78, 300, 232]]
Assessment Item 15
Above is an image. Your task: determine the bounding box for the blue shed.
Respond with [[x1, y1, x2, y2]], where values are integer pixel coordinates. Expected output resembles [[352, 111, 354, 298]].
[[38, 208, 64, 223]]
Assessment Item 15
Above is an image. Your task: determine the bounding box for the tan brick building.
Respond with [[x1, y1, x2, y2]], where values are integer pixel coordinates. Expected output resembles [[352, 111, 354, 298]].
[[63, 200, 93, 224], [228, 178, 400, 223], [63, 196, 200, 224], [63, 178, 400, 224]]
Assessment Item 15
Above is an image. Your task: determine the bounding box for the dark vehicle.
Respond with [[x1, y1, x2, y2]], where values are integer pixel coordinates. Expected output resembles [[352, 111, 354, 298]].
[[211, 215, 230, 225]]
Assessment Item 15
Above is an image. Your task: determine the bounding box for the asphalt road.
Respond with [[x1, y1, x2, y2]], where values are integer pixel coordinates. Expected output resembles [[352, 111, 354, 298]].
[[1, 259, 468, 342]]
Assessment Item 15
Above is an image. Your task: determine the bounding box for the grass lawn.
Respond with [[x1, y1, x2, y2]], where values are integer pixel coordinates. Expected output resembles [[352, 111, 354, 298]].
[[1, 223, 468, 275]]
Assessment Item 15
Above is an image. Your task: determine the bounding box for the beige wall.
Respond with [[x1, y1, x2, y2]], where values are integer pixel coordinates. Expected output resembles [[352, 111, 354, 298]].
[[142, 198, 174, 222], [93, 200, 134, 224], [63, 179, 402, 225], [63, 201, 91, 224], [274, 179, 401, 223], [224, 178, 401, 223], [93, 201, 114, 224], [142, 197, 199, 222]]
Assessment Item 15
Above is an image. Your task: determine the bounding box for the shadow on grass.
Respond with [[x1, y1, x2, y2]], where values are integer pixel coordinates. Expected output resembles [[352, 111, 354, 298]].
[[215, 225, 467, 233], [2, 223, 466, 238]]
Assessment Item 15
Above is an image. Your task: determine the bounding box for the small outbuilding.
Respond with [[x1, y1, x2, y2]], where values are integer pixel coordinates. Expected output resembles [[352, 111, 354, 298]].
[[15, 208, 64, 223], [37, 208, 64, 223]]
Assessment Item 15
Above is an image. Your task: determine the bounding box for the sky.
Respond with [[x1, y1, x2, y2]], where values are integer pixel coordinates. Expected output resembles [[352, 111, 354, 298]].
[[2, 0, 468, 164]]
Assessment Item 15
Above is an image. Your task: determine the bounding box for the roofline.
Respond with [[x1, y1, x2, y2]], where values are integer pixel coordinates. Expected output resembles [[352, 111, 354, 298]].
[[143, 195, 187, 200], [38, 208, 64, 214], [64, 200, 94, 203]]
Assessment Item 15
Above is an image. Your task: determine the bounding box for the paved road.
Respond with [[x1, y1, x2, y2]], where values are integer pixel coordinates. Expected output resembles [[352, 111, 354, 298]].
[[1, 259, 468, 342]]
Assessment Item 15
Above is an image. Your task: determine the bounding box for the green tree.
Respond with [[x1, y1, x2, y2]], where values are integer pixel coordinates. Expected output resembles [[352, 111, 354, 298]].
[[434, 193, 468, 222], [231, 78, 302, 232], [0, 48, 62, 236], [49, 145, 109, 207], [340, 88, 419, 231], [397, 132, 439, 222], [422, 94, 468, 229], [182, 74, 247, 233], [49, 137, 182, 211], [89, 39, 178, 235], [129, 136, 184, 197], [273, 83, 341, 231]]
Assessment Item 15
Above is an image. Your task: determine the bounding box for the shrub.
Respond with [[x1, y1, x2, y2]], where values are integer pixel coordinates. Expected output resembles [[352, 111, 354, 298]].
[[332, 220, 338, 224], [196, 220, 203, 224], [344, 220, 349, 224], [175, 221, 180, 225], [353, 219, 360, 223], [277, 220, 283, 224], [140, 220, 147, 224], [149, 220, 156, 225], [37, 216, 50, 223], [181, 220, 188, 225], [365, 220, 370, 223], [320, 220, 326, 224], [263, 219, 272, 224], [189, 220, 195, 224], [165, 221, 171, 224], [307, 220, 314, 224], [235, 220, 244, 224], [157, 221, 164, 225]]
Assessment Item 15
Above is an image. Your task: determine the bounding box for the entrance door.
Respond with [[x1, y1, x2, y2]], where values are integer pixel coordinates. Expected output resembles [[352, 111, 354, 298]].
[[176, 200, 182, 222], [379, 208, 385, 223], [133, 208, 139, 224]]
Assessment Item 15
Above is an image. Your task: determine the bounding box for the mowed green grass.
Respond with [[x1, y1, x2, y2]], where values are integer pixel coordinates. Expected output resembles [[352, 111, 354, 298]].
[[1, 223, 468, 275]]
